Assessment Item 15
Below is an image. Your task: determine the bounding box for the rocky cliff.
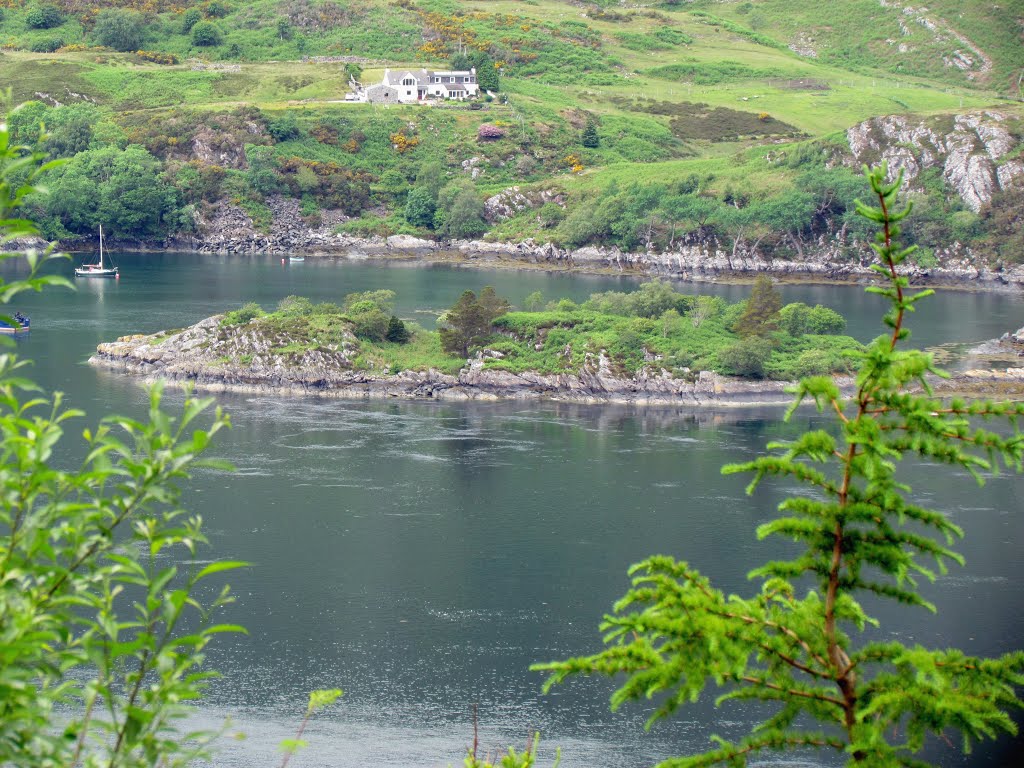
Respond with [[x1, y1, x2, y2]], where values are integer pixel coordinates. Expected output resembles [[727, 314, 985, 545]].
[[846, 110, 1023, 213]]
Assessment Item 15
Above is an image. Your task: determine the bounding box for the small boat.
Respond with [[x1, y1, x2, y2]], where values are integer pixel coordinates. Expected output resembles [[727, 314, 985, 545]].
[[289, 256, 305, 263], [75, 226, 119, 279], [0, 312, 30, 335]]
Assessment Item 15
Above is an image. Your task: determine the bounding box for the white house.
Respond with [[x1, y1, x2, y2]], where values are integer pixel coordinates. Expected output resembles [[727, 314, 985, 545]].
[[359, 68, 479, 103]]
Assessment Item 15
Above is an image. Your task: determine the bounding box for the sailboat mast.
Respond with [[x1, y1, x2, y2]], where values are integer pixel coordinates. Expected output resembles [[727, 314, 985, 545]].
[[99, 225, 104, 269]]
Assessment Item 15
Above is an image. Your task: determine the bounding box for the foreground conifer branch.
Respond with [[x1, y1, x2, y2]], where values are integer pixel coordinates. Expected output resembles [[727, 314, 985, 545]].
[[533, 164, 1024, 767]]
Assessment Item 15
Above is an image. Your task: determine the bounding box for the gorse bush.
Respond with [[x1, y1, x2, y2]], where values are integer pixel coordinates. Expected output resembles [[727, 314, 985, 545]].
[[533, 165, 1024, 766]]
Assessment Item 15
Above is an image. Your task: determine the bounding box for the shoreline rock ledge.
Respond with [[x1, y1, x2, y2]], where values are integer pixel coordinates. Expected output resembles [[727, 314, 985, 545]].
[[88, 316, 813, 407], [89, 319, 1024, 407]]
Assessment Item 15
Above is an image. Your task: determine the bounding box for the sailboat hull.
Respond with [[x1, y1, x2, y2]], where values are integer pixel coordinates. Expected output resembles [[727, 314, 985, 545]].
[[76, 225, 118, 278], [75, 267, 119, 278]]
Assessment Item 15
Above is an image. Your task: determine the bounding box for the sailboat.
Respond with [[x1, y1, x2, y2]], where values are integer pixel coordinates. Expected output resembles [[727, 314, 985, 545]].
[[75, 225, 119, 279]]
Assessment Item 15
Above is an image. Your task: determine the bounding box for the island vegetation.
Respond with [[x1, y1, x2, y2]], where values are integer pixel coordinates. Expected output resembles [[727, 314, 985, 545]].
[[207, 276, 859, 383]]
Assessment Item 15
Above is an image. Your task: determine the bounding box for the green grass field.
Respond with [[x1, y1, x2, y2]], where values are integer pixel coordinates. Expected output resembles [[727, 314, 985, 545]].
[[2, 0, 1020, 255]]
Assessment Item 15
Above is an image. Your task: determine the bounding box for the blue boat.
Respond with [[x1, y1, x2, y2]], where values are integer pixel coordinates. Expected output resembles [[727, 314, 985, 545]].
[[0, 312, 30, 335]]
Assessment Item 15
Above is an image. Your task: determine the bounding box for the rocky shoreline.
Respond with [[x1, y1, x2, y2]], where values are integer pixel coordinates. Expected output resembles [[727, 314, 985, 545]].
[[59, 227, 1024, 293], [88, 316, 810, 406], [89, 316, 1024, 407], [85, 108, 1024, 292], [51, 191, 1020, 292]]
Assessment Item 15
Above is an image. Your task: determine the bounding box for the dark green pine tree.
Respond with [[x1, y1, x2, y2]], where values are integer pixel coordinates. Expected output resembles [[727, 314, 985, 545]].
[[581, 122, 600, 149], [472, 52, 500, 92], [733, 274, 782, 337], [534, 164, 1024, 767], [439, 287, 510, 357], [439, 290, 490, 358], [385, 315, 410, 344]]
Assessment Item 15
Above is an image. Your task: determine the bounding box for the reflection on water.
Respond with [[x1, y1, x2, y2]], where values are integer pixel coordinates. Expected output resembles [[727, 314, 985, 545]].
[[4, 254, 1023, 767]]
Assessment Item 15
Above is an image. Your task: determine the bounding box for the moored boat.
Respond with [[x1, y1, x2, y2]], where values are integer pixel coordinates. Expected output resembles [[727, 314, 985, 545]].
[[0, 312, 30, 335], [75, 225, 119, 279]]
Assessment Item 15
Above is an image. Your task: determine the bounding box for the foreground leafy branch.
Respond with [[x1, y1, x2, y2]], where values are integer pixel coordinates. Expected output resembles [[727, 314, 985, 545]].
[[1, 100, 245, 768], [533, 164, 1024, 767]]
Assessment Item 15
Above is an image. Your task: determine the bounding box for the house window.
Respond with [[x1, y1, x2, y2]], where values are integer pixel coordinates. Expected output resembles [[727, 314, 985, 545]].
[[449, 77, 455, 83], [402, 78, 415, 86]]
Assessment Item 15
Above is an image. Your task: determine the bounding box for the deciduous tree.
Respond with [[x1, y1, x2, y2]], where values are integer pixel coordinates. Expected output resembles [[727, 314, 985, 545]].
[[1, 103, 242, 768]]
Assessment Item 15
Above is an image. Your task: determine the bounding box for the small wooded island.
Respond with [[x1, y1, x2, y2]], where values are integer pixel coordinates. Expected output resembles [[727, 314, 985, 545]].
[[90, 279, 1015, 405]]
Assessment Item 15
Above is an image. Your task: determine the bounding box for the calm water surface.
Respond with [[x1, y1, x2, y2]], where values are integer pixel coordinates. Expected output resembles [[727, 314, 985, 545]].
[[8, 253, 1024, 767]]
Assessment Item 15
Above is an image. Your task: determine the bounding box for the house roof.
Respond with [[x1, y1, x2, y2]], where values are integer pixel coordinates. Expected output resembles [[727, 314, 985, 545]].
[[383, 69, 430, 87]]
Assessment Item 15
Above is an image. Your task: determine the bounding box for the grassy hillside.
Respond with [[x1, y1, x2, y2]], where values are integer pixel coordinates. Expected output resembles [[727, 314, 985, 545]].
[[1, 0, 1021, 264]]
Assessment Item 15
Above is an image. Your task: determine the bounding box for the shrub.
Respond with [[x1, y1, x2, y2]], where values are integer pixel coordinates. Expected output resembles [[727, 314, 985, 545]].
[[135, 50, 179, 65], [25, 4, 63, 29], [191, 21, 223, 47], [203, 0, 230, 18], [267, 113, 301, 142], [716, 337, 772, 377], [92, 9, 145, 52], [477, 123, 506, 141], [222, 301, 264, 325], [780, 302, 846, 335], [28, 37, 63, 53], [277, 295, 313, 315], [350, 307, 389, 341], [385, 315, 410, 343], [404, 186, 436, 228], [180, 8, 202, 33]]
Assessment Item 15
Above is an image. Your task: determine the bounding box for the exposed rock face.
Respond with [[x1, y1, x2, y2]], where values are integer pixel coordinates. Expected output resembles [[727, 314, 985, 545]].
[[876, 0, 993, 81], [194, 196, 360, 255], [190, 126, 249, 170], [483, 186, 565, 223], [846, 111, 1024, 212], [90, 318, 811, 407]]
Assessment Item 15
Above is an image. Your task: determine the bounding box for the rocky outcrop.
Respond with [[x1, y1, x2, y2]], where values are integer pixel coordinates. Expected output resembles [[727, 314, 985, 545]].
[[191, 126, 249, 170], [846, 111, 1024, 212], [450, 236, 1024, 290], [877, 0, 993, 81], [194, 196, 362, 255], [89, 318, 817, 407], [483, 186, 565, 223]]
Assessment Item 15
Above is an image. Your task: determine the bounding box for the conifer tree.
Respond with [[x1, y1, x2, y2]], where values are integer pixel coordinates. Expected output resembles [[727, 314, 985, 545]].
[[534, 165, 1024, 767], [733, 274, 782, 337]]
